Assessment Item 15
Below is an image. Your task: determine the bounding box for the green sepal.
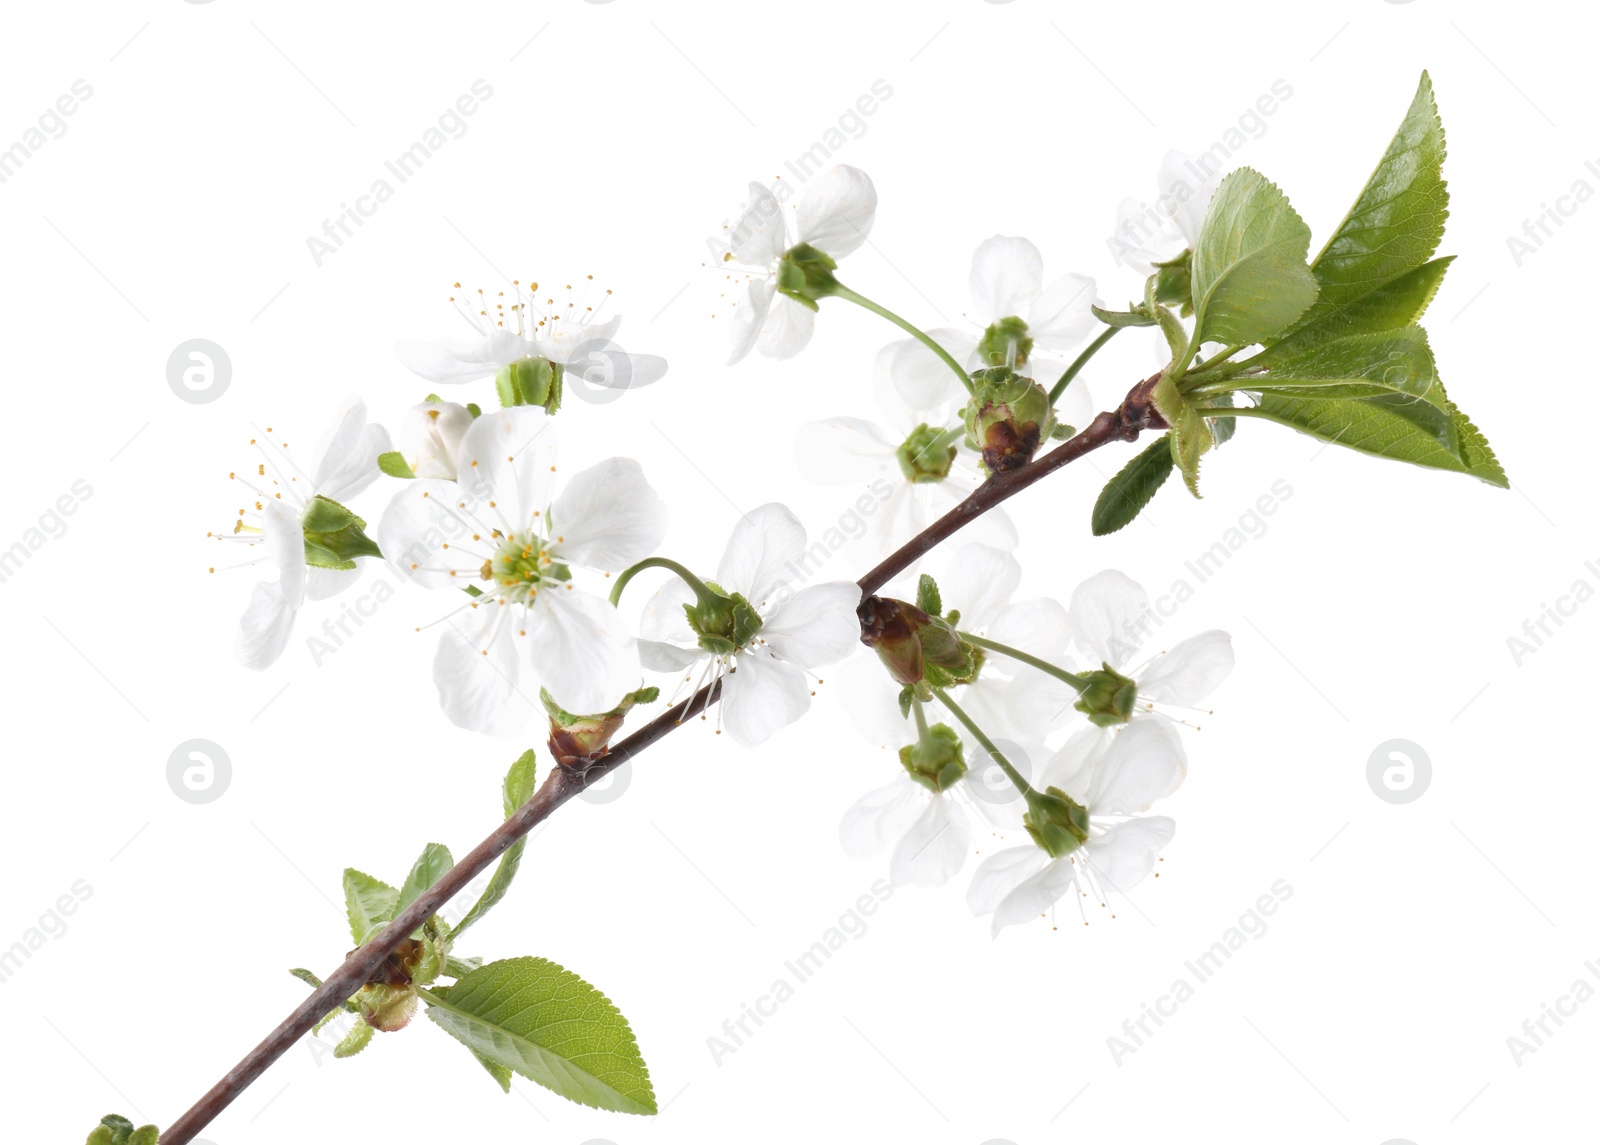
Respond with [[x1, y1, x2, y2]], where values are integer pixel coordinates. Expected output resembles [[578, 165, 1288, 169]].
[[466, 402, 483, 418], [916, 574, 942, 617], [1074, 663, 1139, 727], [1151, 248, 1194, 315], [1023, 787, 1091, 858], [896, 685, 915, 720], [898, 722, 967, 793], [302, 495, 382, 567], [1092, 434, 1174, 536], [333, 1018, 375, 1058], [377, 451, 416, 479], [774, 242, 839, 306]]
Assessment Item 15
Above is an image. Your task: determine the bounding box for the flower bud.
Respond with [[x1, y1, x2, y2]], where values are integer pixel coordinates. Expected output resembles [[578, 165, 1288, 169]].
[[900, 722, 967, 793], [1073, 663, 1138, 728], [1151, 249, 1194, 315], [358, 982, 419, 1032], [962, 365, 1058, 473], [856, 595, 981, 690], [86, 1115, 160, 1145], [544, 686, 660, 768], [1024, 787, 1091, 858], [398, 398, 473, 479], [774, 242, 842, 306], [976, 315, 1034, 368], [895, 423, 957, 483]]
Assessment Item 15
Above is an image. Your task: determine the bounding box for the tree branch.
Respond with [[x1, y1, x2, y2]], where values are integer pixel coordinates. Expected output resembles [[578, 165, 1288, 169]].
[[160, 376, 1162, 1144]]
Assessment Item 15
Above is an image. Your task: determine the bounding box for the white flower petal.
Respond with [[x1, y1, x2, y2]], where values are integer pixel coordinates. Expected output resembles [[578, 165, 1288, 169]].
[[728, 181, 789, 266], [638, 576, 698, 647], [536, 315, 623, 367], [794, 418, 895, 485], [1081, 816, 1175, 896], [525, 590, 638, 716], [395, 329, 531, 386], [549, 457, 668, 572], [313, 396, 392, 502], [304, 566, 360, 602], [939, 543, 1021, 631], [887, 329, 977, 412], [837, 654, 914, 748], [262, 498, 307, 609], [433, 604, 532, 737], [718, 502, 808, 604], [1084, 718, 1186, 814], [969, 235, 1044, 322], [456, 406, 558, 526], [839, 780, 924, 858], [757, 295, 816, 360], [991, 858, 1078, 935], [1040, 725, 1111, 795], [986, 597, 1070, 662], [1006, 670, 1087, 742], [890, 796, 970, 887], [1067, 569, 1151, 668], [639, 639, 705, 672], [721, 652, 810, 746], [763, 581, 861, 670], [966, 845, 1048, 916], [399, 400, 474, 480], [796, 165, 877, 257], [1138, 630, 1234, 706], [1027, 273, 1099, 353], [1158, 149, 1220, 247], [237, 581, 296, 670], [376, 479, 481, 589], [728, 279, 776, 366]]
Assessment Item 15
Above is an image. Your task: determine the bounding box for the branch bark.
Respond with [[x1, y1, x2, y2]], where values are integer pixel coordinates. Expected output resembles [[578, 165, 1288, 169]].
[[160, 378, 1162, 1144]]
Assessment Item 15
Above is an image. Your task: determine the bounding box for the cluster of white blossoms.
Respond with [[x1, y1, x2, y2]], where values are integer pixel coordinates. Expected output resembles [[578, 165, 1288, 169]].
[[215, 157, 1235, 934]]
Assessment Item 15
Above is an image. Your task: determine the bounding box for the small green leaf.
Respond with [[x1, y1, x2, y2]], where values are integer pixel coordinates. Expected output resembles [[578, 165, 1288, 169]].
[[446, 954, 484, 978], [423, 956, 657, 1115], [897, 686, 915, 720], [377, 451, 416, 479], [334, 1019, 375, 1058], [466, 402, 483, 418], [343, 869, 400, 945], [1092, 435, 1174, 535], [916, 574, 941, 617], [395, 843, 454, 917], [1191, 168, 1320, 347], [451, 753, 537, 940], [288, 967, 324, 991], [1090, 303, 1156, 328]]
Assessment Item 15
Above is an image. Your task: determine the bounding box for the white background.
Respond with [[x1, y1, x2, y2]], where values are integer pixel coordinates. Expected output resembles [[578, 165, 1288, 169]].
[[1, 1, 1592, 1142]]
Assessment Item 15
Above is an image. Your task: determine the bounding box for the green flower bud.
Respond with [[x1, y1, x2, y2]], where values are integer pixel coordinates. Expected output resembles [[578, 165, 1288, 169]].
[[976, 315, 1034, 367], [1024, 787, 1091, 858], [86, 1115, 158, 1145], [895, 423, 958, 483], [684, 583, 763, 655], [544, 685, 660, 767], [358, 982, 419, 1032], [300, 494, 382, 569], [1073, 663, 1138, 727], [495, 356, 563, 413], [1152, 249, 1194, 316], [856, 596, 982, 690], [899, 722, 967, 793], [774, 242, 841, 306], [962, 365, 1058, 474]]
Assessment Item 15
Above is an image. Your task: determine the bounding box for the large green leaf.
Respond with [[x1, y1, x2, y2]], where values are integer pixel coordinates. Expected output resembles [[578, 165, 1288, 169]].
[[1092, 435, 1174, 535], [1224, 390, 1505, 487], [1226, 327, 1450, 414], [450, 752, 538, 940], [343, 869, 400, 945], [1190, 168, 1320, 347], [423, 957, 657, 1115], [395, 843, 454, 916], [1248, 256, 1452, 368], [1307, 71, 1448, 310]]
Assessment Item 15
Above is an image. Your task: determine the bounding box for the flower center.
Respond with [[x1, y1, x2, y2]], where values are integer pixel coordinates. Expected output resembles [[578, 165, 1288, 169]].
[[482, 530, 569, 604], [977, 315, 1033, 367], [895, 423, 957, 484]]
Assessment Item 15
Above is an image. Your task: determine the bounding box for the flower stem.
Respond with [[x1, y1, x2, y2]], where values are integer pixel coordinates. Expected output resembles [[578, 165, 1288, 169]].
[[609, 556, 717, 609], [1048, 325, 1120, 405], [930, 687, 1033, 798], [911, 695, 931, 739], [959, 633, 1089, 692], [830, 283, 973, 396]]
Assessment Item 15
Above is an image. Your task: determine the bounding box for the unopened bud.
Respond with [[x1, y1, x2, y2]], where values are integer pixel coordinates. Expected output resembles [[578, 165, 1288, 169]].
[[962, 365, 1057, 473], [544, 686, 660, 768], [857, 595, 981, 690], [398, 398, 473, 479], [1024, 787, 1091, 858]]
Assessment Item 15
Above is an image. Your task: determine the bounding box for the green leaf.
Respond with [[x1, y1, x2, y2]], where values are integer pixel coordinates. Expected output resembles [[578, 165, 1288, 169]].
[[450, 753, 538, 940], [423, 957, 657, 1115], [395, 843, 455, 917], [1090, 303, 1156, 328], [343, 869, 400, 945], [1223, 390, 1506, 487], [1092, 435, 1174, 535], [446, 954, 484, 978], [1190, 168, 1320, 347], [334, 1019, 375, 1058], [289, 967, 324, 991], [916, 574, 941, 617], [1225, 327, 1450, 413], [1247, 257, 1452, 369], [1306, 71, 1448, 313], [377, 451, 416, 479]]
